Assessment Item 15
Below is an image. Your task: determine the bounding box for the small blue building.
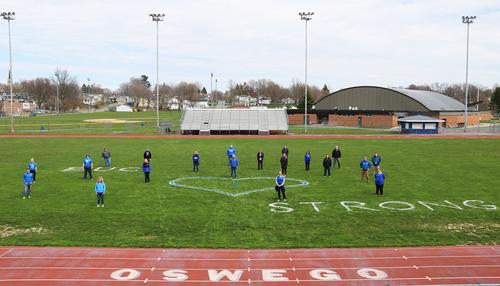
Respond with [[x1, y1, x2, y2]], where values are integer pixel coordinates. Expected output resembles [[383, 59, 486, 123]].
[[398, 115, 443, 134]]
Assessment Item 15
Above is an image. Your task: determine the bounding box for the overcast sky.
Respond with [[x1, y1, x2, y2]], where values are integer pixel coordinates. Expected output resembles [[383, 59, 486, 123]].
[[1, 0, 499, 91]]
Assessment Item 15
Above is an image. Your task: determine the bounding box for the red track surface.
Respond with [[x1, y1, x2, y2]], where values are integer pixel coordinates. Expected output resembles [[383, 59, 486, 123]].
[[0, 246, 498, 285], [1, 134, 500, 139]]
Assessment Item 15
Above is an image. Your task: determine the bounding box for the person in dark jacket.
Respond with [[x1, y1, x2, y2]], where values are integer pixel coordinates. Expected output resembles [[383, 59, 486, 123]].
[[323, 154, 332, 176], [144, 148, 152, 162], [374, 167, 385, 195], [332, 146, 341, 169], [371, 153, 382, 168], [102, 148, 111, 168], [304, 151, 311, 171], [142, 159, 151, 182], [280, 153, 288, 175], [192, 151, 200, 172], [257, 149, 264, 170], [275, 171, 286, 202], [281, 145, 289, 157]]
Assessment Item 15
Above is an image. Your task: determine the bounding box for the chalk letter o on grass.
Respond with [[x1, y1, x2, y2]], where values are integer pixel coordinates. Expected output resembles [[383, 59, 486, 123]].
[[357, 268, 388, 280], [463, 200, 497, 210], [378, 201, 415, 211], [110, 269, 141, 281]]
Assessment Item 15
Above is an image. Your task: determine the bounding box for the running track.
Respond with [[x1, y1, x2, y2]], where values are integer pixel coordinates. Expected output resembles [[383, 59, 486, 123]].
[[0, 246, 498, 285], [1, 134, 500, 139]]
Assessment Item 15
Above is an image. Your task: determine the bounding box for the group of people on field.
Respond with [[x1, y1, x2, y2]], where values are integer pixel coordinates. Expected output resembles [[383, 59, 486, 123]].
[[21, 144, 386, 206]]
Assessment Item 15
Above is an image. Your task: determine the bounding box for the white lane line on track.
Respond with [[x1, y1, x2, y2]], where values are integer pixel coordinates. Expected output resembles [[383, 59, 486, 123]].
[[1, 265, 498, 271], [426, 276, 432, 281], [0, 249, 13, 257], [403, 256, 408, 260], [2, 255, 499, 261], [2, 277, 499, 283], [143, 278, 148, 283]]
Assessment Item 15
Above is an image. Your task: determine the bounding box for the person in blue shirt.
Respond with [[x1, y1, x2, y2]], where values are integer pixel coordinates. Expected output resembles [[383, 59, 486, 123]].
[[83, 154, 93, 180], [371, 153, 382, 168], [304, 151, 311, 171], [192, 151, 200, 172], [275, 171, 286, 202], [95, 176, 106, 207], [360, 156, 372, 183], [229, 155, 239, 178], [226, 145, 236, 165], [28, 158, 37, 182], [22, 168, 33, 199], [374, 167, 385, 195], [142, 159, 151, 182]]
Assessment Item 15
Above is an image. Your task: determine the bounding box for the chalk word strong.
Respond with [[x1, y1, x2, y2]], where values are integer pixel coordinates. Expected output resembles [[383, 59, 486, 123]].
[[111, 268, 388, 282], [269, 200, 497, 213]]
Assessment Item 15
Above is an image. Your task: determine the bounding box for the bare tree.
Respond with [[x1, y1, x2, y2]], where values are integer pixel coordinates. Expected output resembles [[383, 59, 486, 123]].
[[21, 78, 54, 109], [54, 69, 80, 111], [120, 76, 152, 110]]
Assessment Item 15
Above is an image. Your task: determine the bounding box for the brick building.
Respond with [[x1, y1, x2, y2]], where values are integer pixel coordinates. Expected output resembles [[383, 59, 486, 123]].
[[288, 86, 492, 128]]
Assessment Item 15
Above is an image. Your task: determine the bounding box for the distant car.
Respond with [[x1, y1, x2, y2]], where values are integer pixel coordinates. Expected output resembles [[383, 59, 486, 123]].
[[12, 112, 21, 117], [0, 111, 5, 117], [31, 109, 48, 116]]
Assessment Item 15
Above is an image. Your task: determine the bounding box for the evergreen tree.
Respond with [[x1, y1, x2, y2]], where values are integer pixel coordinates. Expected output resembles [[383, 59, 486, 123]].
[[201, 87, 207, 94], [491, 87, 500, 113], [321, 84, 330, 96]]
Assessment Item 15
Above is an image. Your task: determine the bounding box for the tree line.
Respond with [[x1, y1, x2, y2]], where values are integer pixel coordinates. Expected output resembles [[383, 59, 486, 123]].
[[1, 69, 499, 113]]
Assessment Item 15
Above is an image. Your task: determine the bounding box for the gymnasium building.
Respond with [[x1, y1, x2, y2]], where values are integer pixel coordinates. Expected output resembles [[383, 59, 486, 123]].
[[288, 86, 492, 128]]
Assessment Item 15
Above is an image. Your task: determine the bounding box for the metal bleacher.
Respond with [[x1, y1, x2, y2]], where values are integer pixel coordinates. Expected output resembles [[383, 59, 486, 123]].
[[181, 108, 288, 135]]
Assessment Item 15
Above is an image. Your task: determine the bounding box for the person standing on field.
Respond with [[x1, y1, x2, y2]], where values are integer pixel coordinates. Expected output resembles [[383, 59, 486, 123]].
[[281, 145, 289, 157], [22, 168, 33, 199], [28, 158, 37, 182], [360, 156, 372, 183], [280, 153, 288, 175], [257, 149, 264, 170], [83, 154, 93, 180], [226, 145, 236, 165], [332, 146, 341, 169], [144, 148, 152, 162], [304, 151, 311, 171], [102, 148, 111, 168], [229, 155, 239, 178], [374, 167, 385, 195], [142, 159, 151, 182], [192, 151, 200, 172], [275, 170, 286, 202], [371, 153, 382, 168], [323, 154, 332, 176], [95, 176, 106, 207]]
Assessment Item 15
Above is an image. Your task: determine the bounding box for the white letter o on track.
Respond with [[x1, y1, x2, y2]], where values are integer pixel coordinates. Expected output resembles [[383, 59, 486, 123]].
[[110, 269, 141, 280], [357, 268, 388, 280]]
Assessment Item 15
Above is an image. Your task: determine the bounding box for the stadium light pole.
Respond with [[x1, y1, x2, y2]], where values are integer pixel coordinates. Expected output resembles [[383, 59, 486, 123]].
[[462, 15, 476, 132], [299, 12, 313, 133], [2, 11, 15, 133], [149, 13, 165, 128], [210, 72, 213, 106], [215, 78, 218, 104]]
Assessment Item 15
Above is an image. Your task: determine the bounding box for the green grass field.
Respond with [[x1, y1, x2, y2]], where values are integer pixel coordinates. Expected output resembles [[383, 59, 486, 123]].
[[0, 111, 181, 135], [1, 137, 499, 248]]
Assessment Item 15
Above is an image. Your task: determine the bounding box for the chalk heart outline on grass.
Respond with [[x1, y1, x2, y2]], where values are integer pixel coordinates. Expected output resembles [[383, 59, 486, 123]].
[[169, 176, 310, 197]]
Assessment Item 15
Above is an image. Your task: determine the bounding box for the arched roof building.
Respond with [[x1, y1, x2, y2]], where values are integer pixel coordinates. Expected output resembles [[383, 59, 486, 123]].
[[314, 86, 465, 112]]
